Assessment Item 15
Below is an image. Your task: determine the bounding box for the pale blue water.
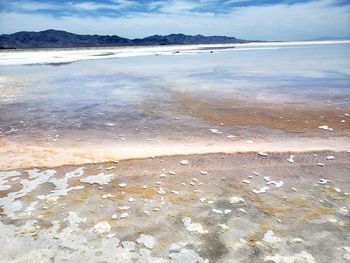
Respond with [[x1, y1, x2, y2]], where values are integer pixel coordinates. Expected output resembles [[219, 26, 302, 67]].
[[0, 42, 349, 141]]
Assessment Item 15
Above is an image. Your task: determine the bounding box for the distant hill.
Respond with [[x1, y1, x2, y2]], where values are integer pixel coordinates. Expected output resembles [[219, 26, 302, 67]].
[[0, 29, 251, 49], [133, 33, 249, 45]]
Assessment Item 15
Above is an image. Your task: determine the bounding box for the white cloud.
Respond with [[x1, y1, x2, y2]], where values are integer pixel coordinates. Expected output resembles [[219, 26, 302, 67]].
[[6, 1, 60, 11], [226, 0, 254, 4], [4, 0, 138, 12], [0, 0, 349, 40], [147, 1, 164, 10], [157, 1, 200, 13], [72, 0, 138, 10]]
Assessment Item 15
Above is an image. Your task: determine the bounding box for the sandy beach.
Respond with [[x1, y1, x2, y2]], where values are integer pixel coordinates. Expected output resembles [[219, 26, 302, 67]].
[[1, 41, 350, 262]]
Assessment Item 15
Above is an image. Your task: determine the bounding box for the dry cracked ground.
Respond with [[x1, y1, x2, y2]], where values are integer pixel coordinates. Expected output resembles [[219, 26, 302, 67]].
[[0, 151, 349, 262]]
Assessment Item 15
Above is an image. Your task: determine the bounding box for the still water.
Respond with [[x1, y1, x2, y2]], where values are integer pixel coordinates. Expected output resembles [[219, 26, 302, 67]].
[[0, 42, 349, 143]]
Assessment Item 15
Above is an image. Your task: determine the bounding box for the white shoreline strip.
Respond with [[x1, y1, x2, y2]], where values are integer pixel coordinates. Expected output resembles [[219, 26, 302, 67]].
[[0, 137, 349, 170], [0, 40, 349, 66]]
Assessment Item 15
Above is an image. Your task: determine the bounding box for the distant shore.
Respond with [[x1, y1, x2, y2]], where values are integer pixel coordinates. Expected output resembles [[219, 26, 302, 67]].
[[1, 40, 350, 66], [0, 29, 253, 49]]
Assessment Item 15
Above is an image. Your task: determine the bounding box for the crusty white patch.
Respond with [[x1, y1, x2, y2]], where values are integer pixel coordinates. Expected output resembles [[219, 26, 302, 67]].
[[264, 251, 316, 263], [136, 234, 155, 249], [0, 169, 56, 218], [80, 173, 114, 185], [42, 167, 86, 201], [263, 230, 281, 245], [93, 221, 111, 235], [182, 217, 208, 234], [64, 212, 87, 230], [0, 170, 21, 191]]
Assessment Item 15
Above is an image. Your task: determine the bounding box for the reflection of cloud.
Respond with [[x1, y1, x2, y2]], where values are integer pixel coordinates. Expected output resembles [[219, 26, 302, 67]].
[[0, 76, 27, 103], [1, 43, 349, 106]]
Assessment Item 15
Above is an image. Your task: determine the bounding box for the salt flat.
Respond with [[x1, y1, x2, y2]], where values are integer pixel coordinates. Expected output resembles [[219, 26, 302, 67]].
[[0, 151, 349, 262], [0, 40, 349, 262]]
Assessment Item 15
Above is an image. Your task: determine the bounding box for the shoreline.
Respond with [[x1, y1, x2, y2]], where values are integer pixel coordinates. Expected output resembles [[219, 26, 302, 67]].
[[1, 39, 349, 52], [1, 40, 350, 66], [1, 136, 349, 171]]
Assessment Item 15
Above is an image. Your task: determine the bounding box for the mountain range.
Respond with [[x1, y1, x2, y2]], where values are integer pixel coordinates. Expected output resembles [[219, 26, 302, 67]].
[[0, 29, 252, 49]]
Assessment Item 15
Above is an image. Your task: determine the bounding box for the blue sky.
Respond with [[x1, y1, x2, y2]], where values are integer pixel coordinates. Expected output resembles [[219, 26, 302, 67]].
[[0, 0, 349, 40]]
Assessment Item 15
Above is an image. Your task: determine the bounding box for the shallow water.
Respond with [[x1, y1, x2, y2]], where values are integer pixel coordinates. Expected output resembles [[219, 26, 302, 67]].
[[0, 42, 350, 169]]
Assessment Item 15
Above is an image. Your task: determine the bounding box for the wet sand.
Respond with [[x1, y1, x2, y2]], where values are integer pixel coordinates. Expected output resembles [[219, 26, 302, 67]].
[[172, 92, 350, 134], [0, 151, 349, 262]]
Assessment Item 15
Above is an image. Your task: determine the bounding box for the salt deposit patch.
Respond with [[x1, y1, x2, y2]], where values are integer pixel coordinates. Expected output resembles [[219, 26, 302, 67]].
[[230, 196, 245, 204], [264, 251, 316, 263], [0, 221, 171, 262], [0, 169, 56, 218], [319, 125, 333, 131], [263, 230, 281, 245], [18, 220, 40, 235], [180, 160, 189, 165], [252, 186, 269, 194], [65, 167, 85, 179], [209, 129, 222, 134], [0, 170, 21, 191], [80, 173, 114, 185], [169, 248, 209, 263], [266, 180, 284, 188], [182, 217, 208, 234], [35, 167, 85, 202], [93, 221, 111, 235], [64, 212, 87, 230], [136, 234, 155, 249]]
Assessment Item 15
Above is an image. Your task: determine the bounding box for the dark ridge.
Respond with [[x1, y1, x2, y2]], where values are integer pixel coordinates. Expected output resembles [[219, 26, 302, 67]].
[[0, 29, 256, 49]]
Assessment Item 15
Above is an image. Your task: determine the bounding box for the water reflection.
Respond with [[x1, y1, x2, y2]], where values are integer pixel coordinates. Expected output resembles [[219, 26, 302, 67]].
[[0, 42, 349, 142]]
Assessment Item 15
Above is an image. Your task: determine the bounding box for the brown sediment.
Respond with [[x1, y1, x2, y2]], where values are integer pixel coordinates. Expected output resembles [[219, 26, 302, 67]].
[[254, 205, 291, 218], [172, 92, 350, 134], [72, 188, 90, 202], [166, 193, 197, 204], [255, 203, 336, 221], [122, 185, 157, 199], [250, 192, 338, 221], [322, 186, 347, 200], [245, 220, 274, 246], [302, 207, 336, 221]]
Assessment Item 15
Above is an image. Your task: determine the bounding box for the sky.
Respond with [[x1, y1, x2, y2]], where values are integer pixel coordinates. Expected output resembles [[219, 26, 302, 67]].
[[0, 0, 349, 41]]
